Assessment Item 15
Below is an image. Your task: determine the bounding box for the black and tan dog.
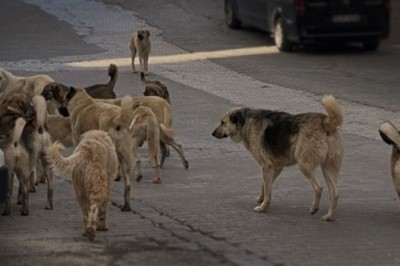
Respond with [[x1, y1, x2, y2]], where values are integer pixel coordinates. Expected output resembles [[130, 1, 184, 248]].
[[379, 121, 400, 200], [212, 95, 343, 221], [141, 72, 171, 105]]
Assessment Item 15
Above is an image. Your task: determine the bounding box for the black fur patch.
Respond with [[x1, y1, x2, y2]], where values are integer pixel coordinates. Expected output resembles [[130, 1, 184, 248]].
[[66, 87, 77, 101], [379, 130, 393, 146], [245, 110, 301, 157], [230, 108, 247, 128]]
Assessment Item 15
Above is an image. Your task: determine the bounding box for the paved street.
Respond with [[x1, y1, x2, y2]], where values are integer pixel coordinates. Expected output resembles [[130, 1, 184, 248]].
[[1, 0, 400, 265]]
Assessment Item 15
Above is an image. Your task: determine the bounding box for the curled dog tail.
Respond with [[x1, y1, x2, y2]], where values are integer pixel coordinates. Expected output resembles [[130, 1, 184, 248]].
[[32, 95, 47, 134], [321, 95, 343, 133], [379, 121, 400, 149], [46, 142, 80, 175], [107, 64, 118, 90], [11, 118, 26, 145]]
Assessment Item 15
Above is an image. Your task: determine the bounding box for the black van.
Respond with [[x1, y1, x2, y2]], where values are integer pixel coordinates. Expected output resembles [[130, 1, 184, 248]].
[[224, 0, 390, 51]]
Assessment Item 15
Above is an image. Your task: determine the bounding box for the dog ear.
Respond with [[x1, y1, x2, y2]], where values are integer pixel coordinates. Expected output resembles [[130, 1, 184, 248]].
[[229, 109, 246, 127], [66, 87, 77, 101], [379, 131, 394, 146]]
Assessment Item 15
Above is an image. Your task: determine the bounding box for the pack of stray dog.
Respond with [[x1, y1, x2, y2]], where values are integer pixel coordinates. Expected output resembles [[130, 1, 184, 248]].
[[2, 27, 400, 243]]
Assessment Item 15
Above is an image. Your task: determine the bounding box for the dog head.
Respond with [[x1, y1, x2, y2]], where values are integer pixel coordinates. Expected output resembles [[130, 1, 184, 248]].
[[42, 82, 71, 116], [137, 28, 150, 41], [212, 107, 247, 143]]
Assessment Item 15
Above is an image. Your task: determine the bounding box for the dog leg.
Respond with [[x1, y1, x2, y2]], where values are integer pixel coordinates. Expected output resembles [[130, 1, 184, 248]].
[[117, 146, 132, 212], [321, 163, 340, 222], [84, 203, 99, 241], [152, 154, 161, 184], [43, 156, 53, 210], [160, 142, 168, 168], [29, 169, 36, 193], [298, 163, 323, 215], [254, 165, 275, 212], [160, 133, 189, 169], [15, 167, 30, 216], [131, 47, 137, 73], [97, 201, 109, 231], [144, 55, 149, 76], [132, 145, 143, 182], [139, 56, 144, 74], [257, 169, 281, 204], [2, 166, 14, 216]]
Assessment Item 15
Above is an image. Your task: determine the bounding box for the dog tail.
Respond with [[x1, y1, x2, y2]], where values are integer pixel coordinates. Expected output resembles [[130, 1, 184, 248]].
[[32, 95, 47, 134], [46, 142, 80, 175], [379, 121, 400, 149], [321, 95, 343, 133], [11, 118, 26, 145], [107, 64, 118, 90]]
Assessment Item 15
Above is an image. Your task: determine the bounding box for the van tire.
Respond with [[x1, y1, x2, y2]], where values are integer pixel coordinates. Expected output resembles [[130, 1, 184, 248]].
[[274, 17, 293, 52], [225, 0, 241, 29]]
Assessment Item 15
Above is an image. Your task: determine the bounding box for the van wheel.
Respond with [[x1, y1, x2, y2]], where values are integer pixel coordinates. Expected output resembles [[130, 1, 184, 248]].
[[363, 40, 380, 51], [274, 18, 293, 52], [225, 0, 241, 29]]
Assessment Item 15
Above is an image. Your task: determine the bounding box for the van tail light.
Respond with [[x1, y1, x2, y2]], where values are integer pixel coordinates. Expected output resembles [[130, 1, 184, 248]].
[[296, 0, 305, 16]]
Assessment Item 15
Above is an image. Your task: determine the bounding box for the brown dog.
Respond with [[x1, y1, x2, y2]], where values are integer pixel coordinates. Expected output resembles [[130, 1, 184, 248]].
[[379, 121, 400, 200], [46, 130, 118, 240], [212, 95, 343, 221], [129, 28, 151, 75], [45, 115, 73, 148], [141, 72, 171, 105]]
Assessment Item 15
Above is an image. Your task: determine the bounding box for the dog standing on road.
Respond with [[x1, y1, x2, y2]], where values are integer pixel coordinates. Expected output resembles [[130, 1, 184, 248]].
[[46, 130, 118, 241], [129, 28, 151, 75], [212, 95, 343, 221]]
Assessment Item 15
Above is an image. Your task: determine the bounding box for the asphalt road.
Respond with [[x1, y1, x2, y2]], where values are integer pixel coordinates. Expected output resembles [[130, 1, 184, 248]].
[[1, 1, 400, 265]]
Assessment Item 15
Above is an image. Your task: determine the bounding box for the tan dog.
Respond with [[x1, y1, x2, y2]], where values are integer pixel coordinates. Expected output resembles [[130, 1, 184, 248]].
[[128, 106, 161, 183], [129, 28, 151, 75], [100, 97, 189, 170], [0, 67, 54, 95], [61, 87, 134, 211], [141, 72, 171, 105], [212, 95, 343, 221], [379, 121, 400, 200], [46, 130, 118, 241], [0, 118, 30, 216]]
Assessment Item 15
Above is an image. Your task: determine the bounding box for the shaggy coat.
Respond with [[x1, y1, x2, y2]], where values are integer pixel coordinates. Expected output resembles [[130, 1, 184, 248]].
[[212, 95, 343, 221], [46, 130, 118, 240]]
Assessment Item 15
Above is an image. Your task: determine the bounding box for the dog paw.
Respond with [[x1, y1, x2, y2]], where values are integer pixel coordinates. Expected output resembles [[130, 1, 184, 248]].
[[84, 228, 96, 241], [153, 177, 161, 184], [184, 160, 189, 169], [97, 226, 109, 232], [310, 207, 319, 215], [136, 175, 143, 182], [114, 176, 122, 182], [254, 205, 267, 213], [29, 187, 36, 193], [21, 210, 29, 216], [256, 196, 264, 204], [322, 214, 334, 222], [2, 210, 10, 216], [45, 205, 53, 210], [121, 205, 131, 212]]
